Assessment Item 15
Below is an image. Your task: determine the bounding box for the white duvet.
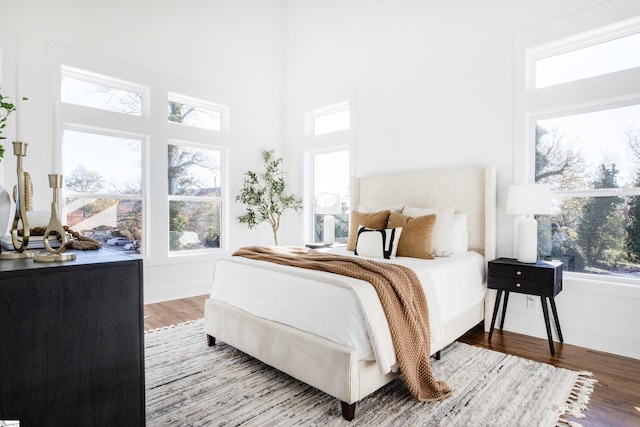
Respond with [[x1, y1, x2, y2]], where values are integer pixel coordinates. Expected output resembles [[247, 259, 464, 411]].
[[210, 248, 485, 374]]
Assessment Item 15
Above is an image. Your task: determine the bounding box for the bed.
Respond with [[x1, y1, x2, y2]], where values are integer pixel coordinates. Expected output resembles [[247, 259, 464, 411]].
[[204, 166, 496, 420]]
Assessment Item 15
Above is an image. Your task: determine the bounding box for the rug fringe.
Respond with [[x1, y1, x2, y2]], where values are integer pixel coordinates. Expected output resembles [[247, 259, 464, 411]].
[[555, 371, 597, 427], [145, 319, 201, 334]]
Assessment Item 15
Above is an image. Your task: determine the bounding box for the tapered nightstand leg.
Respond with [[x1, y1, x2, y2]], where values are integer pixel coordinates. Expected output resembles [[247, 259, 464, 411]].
[[488, 290, 503, 341], [499, 291, 510, 329], [540, 296, 555, 356], [549, 297, 563, 343]]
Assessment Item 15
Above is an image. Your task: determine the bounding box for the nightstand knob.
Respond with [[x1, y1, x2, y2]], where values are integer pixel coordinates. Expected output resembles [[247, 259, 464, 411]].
[[516, 271, 522, 276], [516, 283, 521, 287]]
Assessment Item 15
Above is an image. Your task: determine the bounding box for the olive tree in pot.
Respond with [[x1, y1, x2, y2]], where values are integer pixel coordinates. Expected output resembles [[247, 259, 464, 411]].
[[236, 150, 302, 245]]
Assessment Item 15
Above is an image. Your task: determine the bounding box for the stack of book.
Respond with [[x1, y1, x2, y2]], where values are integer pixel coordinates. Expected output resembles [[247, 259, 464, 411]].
[[0, 235, 62, 251]]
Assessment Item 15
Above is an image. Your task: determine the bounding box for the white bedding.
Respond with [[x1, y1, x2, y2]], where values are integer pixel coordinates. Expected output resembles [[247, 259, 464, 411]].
[[210, 248, 485, 372]]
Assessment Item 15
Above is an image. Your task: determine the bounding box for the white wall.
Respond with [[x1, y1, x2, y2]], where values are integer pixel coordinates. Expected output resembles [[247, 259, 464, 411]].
[[282, 0, 640, 359], [0, 0, 286, 302]]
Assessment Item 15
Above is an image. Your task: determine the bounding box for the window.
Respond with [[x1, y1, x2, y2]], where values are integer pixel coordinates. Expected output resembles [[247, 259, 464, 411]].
[[533, 25, 640, 89], [61, 66, 144, 115], [535, 104, 640, 275], [168, 93, 228, 132], [310, 149, 350, 244], [63, 130, 144, 249], [519, 17, 640, 280], [303, 94, 353, 244], [168, 143, 223, 252], [305, 101, 350, 137], [60, 65, 229, 257]]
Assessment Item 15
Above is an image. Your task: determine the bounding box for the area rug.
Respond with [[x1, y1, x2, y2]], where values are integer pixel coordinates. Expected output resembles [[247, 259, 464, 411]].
[[145, 319, 595, 427]]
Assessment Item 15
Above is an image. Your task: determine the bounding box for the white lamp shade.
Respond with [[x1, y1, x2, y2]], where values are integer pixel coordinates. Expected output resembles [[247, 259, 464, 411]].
[[506, 184, 553, 215], [315, 193, 342, 215]]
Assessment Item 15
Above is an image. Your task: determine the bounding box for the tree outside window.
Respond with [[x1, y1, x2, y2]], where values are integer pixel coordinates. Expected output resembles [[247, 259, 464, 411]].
[[535, 104, 640, 278]]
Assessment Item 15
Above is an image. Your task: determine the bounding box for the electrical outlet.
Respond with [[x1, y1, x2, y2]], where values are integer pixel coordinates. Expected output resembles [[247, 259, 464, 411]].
[[525, 295, 537, 311]]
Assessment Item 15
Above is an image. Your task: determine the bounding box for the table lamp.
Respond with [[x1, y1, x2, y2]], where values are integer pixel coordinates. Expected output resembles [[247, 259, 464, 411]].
[[315, 192, 341, 245], [506, 183, 553, 263]]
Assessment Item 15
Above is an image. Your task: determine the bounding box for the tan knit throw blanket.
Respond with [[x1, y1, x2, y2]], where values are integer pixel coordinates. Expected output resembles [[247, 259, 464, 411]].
[[232, 246, 452, 402]]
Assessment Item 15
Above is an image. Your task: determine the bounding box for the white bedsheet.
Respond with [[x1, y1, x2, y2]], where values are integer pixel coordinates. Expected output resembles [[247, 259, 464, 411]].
[[210, 249, 485, 371]]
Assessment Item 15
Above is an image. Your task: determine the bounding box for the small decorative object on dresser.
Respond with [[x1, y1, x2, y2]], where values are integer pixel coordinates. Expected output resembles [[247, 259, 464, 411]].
[[0, 141, 35, 259], [487, 257, 563, 355]]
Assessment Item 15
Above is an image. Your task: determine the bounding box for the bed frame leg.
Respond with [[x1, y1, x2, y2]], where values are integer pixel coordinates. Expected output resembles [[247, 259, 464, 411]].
[[434, 350, 441, 360], [207, 334, 216, 347], [341, 401, 356, 421]]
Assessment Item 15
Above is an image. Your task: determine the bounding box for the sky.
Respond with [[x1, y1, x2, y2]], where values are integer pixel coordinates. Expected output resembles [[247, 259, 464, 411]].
[[538, 103, 639, 187]]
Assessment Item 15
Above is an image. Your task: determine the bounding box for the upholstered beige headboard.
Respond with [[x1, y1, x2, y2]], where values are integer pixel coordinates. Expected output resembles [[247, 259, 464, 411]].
[[351, 166, 496, 259]]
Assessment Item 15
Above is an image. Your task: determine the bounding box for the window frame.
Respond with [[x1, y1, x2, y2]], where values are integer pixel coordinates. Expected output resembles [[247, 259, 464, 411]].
[[61, 64, 149, 116], [167, 92, 230, 132], [305, 146, 351, 244], [528, 16, 640, 89], [52, 46, 231, 263], [167, 139, 226, 256], [301, 89, 355, 245], [304, 100, 351, 138], [515, 8, 640, 283]]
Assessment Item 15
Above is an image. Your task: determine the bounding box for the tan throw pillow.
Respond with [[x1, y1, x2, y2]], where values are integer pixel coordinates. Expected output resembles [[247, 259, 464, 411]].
[[402, 206, 455, 257], [387, 212, 436, 259], [346, 210, 391, 251]]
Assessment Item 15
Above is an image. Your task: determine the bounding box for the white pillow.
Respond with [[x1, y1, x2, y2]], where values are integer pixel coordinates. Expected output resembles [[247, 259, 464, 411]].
[[402, 206, 455, 257], [449, 213, 468, 254], [354, 225, 403, 259]]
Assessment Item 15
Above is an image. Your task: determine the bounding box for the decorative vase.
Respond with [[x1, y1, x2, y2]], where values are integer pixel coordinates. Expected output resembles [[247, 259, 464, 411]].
[[0, 185, 10, 253]]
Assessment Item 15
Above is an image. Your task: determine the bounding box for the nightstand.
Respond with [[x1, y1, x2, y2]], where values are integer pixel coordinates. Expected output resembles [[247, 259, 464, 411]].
[[487, 257, 563, 355]]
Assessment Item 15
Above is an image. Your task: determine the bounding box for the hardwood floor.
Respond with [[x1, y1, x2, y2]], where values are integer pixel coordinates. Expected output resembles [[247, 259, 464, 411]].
[[458, 325, 640, 427], [144, 294, 208, 331], [145, 295, 640, 427]]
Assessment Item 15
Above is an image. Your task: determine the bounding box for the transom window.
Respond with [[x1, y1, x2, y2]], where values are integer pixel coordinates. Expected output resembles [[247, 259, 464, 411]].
[[168, 93, 228, 132], [305, 101, 350, 137], [61, 65, 145, 115], [532, 18, 640, 89]]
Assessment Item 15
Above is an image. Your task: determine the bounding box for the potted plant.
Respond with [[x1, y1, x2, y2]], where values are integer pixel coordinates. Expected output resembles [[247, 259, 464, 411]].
[[236, 150, 303, 245]]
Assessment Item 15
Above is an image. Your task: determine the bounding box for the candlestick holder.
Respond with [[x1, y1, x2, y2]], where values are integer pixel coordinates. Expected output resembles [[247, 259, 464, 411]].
[[0, 141, 36, 260], [34, 174, 75, 262]]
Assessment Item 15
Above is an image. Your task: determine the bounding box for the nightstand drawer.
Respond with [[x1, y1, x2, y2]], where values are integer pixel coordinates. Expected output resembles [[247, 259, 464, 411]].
[[489, 276, 554, 296], [489, 262, 554, 282]]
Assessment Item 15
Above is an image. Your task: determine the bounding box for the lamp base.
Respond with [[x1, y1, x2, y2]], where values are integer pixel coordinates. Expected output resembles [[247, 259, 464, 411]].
[[323, 215, 335, 245], [517, 217, 538, 263]]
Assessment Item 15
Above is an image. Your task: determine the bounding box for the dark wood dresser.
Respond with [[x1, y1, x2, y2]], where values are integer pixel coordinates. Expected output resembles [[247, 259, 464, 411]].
[[0, 249, 145, 426]]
